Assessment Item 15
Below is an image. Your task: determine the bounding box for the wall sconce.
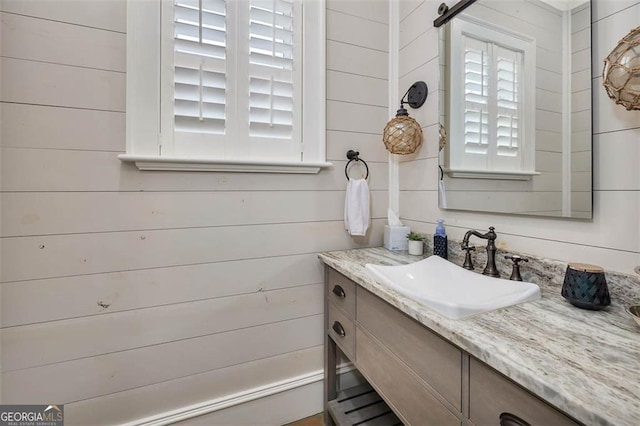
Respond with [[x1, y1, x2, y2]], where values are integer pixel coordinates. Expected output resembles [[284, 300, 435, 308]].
[[603, 26, 640, 111], [383, 81, 428, 155]]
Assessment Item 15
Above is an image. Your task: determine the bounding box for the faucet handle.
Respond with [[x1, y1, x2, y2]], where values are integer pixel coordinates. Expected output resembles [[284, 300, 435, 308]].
[[505, 255, 528, 281], [505, 254, 528, 264], [462, 244, 475, 270]]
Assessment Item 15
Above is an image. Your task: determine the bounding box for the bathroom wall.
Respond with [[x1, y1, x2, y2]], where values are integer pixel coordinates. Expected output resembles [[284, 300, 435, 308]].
[[399, 0, 640, 275], [0, 0, 389, 424]]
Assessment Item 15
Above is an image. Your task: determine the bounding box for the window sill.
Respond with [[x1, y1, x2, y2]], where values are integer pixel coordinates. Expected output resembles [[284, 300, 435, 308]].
[[445, 168, 540, 181], [118, 154, 333, 174]]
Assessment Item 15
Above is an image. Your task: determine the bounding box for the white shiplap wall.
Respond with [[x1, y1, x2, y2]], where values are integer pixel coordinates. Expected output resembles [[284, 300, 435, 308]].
[[0, 0, 389, 424], [399, 0, 640, 275]]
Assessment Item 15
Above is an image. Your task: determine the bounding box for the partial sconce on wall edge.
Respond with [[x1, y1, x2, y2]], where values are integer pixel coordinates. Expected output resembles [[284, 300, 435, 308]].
[[603, 25, 640, 111]]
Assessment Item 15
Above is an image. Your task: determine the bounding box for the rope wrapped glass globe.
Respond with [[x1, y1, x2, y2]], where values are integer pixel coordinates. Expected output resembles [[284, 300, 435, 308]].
[[603, 26, 640, 111], [382, 107, 423, 155]]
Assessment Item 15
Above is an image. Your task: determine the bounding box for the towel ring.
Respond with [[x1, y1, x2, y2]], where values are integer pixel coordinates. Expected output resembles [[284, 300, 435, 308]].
[[345, 150, 369, 180]]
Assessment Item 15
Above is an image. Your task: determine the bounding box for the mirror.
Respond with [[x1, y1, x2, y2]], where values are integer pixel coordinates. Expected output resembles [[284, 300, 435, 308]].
[[438, 0, 592, 218]]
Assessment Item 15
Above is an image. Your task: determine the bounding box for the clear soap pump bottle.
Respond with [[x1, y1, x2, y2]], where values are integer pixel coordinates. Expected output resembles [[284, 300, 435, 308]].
[[434, 219, 448, 259]]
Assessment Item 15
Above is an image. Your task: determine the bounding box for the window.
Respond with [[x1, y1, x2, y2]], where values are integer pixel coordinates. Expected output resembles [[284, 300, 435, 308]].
[[121, 0, 329, 173], [447, 17, 537, 179]]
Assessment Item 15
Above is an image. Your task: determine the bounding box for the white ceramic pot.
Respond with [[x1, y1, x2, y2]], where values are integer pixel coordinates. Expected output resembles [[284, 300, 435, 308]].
[[408, 240, 424, 256]]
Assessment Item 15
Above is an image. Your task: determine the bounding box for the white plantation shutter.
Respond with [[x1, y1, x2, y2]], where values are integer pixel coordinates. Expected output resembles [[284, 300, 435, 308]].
[[123, 0, 326, 172], [174, 0, 227, 135], [248, 0, 302, 144], [168, 0, 301, 159]]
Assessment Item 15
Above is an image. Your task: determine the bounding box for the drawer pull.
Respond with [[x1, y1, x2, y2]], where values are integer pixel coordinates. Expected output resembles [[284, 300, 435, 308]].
[[500, 413, 531, 426], [332, 321, 346, 337], [332, 284, 346, 299]]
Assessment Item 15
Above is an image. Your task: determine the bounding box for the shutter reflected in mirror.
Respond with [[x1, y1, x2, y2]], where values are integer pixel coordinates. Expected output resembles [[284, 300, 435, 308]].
[[460, 31, 525, 172], [495, 47, 522, 158], [464, 38, 490, 156]]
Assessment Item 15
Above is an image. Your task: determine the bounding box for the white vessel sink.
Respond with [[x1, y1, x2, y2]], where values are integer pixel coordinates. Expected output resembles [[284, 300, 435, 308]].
[[365, 255, 541, 320]]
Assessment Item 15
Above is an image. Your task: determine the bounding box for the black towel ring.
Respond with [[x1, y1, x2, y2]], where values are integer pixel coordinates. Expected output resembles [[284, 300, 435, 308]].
[[345, 150, 369, 181]]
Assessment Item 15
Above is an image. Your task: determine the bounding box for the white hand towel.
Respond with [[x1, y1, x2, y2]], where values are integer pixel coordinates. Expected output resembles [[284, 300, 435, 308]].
[[439, 179, 448, 209], [344, 178, 370, 236]]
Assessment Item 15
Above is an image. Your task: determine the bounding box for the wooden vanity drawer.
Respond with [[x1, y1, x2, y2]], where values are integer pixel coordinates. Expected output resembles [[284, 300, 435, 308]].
[[328, 302, 355, 360], [356, 328, 460, 426], [357, 287, 463, 411], [327, 268, 356, 318], [469, 357, 579, 426]]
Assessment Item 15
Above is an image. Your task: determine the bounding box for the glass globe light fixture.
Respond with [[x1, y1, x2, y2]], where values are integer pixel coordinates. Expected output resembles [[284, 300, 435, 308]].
[[383, 82, 428, 155], [603, 26, 640, 111]]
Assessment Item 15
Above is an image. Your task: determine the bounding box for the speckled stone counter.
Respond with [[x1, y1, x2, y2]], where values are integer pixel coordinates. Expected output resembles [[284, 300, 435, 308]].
[[318, 247, 640, 426]]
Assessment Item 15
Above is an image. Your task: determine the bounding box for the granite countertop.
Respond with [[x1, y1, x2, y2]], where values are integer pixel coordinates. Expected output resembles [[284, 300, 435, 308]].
[[318, 247, 640, 426]]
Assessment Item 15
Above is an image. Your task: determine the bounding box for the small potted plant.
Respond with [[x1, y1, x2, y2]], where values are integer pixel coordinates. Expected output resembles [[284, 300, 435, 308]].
[[406, 232, 425, 256]]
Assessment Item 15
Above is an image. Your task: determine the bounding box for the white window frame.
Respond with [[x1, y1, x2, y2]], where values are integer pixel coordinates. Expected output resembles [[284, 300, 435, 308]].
[[120, 0, 330, 174], [447, 16, 538, 180]]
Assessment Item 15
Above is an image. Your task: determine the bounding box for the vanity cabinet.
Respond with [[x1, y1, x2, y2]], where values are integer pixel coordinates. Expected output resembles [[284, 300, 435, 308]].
[[324, 266, 581, 426], [355, 329, 459, 425], [357, 288, 462, 412]]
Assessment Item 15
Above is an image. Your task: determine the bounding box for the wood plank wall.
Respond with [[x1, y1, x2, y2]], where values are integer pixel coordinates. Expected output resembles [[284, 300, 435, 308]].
[[0, 0, 389, 424], [399, 0, 640, 274]]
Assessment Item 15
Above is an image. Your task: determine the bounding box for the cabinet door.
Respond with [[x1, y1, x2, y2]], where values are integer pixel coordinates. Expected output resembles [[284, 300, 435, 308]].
[[469, 358, 580, 426], [357, 287, 462, 411], [356, 328, 460, 426]]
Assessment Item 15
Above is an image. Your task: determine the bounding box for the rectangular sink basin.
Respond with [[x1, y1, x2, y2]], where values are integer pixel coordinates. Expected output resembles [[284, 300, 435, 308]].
[[365, 255, 540, 319]]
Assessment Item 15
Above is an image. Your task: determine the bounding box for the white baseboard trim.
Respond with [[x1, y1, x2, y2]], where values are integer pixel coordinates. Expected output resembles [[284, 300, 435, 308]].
[[126, 364, 355, 426]]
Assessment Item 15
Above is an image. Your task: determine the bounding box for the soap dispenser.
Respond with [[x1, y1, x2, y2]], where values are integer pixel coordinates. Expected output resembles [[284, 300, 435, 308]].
[[434, 219, 448, 259]]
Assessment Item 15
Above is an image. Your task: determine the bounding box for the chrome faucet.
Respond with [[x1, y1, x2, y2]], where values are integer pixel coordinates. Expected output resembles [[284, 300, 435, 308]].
[[461, 226, 500, 278]]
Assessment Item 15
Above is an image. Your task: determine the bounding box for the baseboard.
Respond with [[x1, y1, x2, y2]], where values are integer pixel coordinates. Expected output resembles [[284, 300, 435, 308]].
[[126, 364, 355, 426]]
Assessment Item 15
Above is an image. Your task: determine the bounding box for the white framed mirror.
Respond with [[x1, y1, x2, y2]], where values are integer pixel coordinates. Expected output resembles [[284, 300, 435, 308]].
[[438, 0, 593, 219]]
